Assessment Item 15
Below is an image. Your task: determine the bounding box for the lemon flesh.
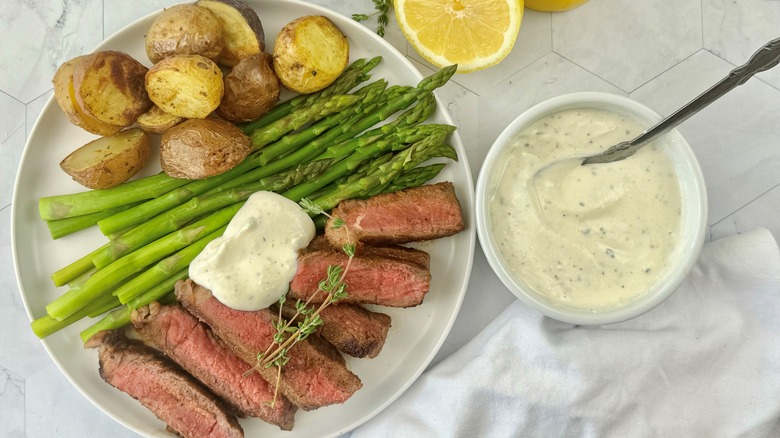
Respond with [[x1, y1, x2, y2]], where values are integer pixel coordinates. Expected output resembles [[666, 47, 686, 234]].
[[395, 0, 524, 73]]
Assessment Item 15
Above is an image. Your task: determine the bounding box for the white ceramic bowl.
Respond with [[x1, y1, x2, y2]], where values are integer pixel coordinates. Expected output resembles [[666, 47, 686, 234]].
[[476, 92, 708, 325]]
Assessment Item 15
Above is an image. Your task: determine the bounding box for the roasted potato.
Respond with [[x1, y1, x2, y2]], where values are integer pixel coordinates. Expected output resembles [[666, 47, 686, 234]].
[[273, 15, 349, 94], [145, 4, 225, 64], [195, 0, 265, 66], [136, 105, 185, 134], [145, 54, 224, 119], [60, 128, 151, 189], [216, 52, 280, 123], [73, 50, 152, 127], [52, 55, 123, 136], [160, 118, 251, 179]]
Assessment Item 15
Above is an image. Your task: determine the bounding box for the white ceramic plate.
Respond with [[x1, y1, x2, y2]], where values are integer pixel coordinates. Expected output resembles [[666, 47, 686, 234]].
[[12, 0, 475, 436]]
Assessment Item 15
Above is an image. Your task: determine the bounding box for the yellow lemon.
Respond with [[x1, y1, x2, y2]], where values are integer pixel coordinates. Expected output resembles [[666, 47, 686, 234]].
[[395, 0, 524, 73], [525, 0, 587, 12]]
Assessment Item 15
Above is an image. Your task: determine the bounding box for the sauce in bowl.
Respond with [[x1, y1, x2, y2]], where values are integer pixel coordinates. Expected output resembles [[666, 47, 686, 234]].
[[488, 108, 683, 312]]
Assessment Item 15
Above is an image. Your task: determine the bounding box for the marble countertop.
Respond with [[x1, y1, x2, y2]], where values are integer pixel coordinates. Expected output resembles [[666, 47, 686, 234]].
[[2, 0, 779, 436]]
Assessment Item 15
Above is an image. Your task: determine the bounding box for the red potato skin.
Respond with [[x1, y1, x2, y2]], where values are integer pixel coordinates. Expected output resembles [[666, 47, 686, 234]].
[[160, 118, 251, 179], [216, 52, 280, 122]]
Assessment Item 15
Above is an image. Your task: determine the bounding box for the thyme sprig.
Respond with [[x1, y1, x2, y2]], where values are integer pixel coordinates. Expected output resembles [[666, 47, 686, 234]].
[[352, 0, 393, 37], [249, 198, 354, 407]]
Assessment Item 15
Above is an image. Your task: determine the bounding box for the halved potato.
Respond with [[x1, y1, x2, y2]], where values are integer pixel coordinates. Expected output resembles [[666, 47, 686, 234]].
[[216, 52, 280, 123], [145, 4, 225, 63], [145, 54, 224, 119], [160, 118, 251, 179], [52, 56, 123, 136], [195, 0, 265, 66], [60, 128, 151, 189], [136, 105, 185, 134], [73, 50, 152, 127], [273, 15, 349, 94]]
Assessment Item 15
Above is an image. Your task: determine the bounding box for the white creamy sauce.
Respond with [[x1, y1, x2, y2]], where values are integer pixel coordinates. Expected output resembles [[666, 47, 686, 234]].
[[489, 108, 682, 312], [189, 191, 315, 311]]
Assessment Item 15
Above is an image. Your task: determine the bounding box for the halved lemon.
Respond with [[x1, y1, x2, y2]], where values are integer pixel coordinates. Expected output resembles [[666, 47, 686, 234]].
[[395, 0, 524, 73]]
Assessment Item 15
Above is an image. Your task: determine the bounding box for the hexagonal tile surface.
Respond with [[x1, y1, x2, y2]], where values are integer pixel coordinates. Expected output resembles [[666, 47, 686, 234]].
[[702, 0, 780, 90], [0, 0, 103, 104], [0, 368, 24, 436], [0, 92, 26, 207], [632, 49, 780, 223], [552, 0, 702, 92]]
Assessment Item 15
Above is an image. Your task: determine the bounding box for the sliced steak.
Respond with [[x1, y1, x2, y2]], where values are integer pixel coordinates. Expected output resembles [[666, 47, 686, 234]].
[[86, 329, 243, 438], [306, 235, 430, 271], [289, 247, 431, 307], [325, 182, 465, 246], [175, 279, 362, 411], [131, 302, 297, 430], [278, 301, 391, 359]]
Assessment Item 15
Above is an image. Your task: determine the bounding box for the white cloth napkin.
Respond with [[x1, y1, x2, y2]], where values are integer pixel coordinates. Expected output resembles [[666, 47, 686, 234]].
[[350, 228, 780, 438]]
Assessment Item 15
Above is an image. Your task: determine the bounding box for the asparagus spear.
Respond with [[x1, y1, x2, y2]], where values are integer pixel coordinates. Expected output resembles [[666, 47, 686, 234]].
[[249, 94, 361, 149], [239, 56, 381, 134], [283, 123, 457, 201], [114, 226, 227, 304], [79, 284, 181, 344], [45, 204, 243, 321], [307, 130, 453, 212], [39, 173, 189, 221], [46, 202, 141, 239], [30, 293, 119, 338], [374, 164, 449, 196], [51, 246, 105, 287], [316, 91, 436, 161], [254, 80, 389, 165]]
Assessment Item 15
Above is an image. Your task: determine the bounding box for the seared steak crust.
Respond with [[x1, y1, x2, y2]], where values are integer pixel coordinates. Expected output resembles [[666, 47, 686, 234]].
[[289, 247, 431, 307], [131, 302, 297, 430], [175, 279, 362, 411], [278, 301, 391, 359], [326, 182, 465, 246], [86, 329, 244, 438]]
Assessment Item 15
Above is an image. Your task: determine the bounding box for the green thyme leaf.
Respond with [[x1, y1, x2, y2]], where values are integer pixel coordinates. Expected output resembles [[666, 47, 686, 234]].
[[299, 198, 325, 216], [342, 243, 356, 258]]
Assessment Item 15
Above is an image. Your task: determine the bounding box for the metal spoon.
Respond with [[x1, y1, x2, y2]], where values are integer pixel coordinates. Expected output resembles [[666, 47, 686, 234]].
[[582, 36, 780, 165]]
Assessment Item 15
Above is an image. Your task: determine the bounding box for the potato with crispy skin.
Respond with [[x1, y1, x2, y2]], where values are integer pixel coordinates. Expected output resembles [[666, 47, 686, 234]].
[[273, 15, 349, 94], [60, 128, 151, 189], [216, 52, 280, 123], [52, 55, 123, 136], [145, 4, 225, 64], [160, 118, 251, 179], [73, 50, 152, 127], [195, 0, 265, 66], [136, 105, 185, 134], [145, 54, 224, 119]]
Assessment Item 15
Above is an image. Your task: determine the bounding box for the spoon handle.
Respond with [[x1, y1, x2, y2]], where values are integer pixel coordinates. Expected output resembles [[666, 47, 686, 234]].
[[583, 36, 780, 165]]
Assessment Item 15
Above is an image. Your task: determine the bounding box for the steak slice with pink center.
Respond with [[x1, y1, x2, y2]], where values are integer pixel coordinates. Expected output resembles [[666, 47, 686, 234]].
[[86, 329, 244, 438], [131, 302, 297, 430], [175, 279, 362, 411], [289, 247, 431, 307], [325, 182, 465, 246]]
